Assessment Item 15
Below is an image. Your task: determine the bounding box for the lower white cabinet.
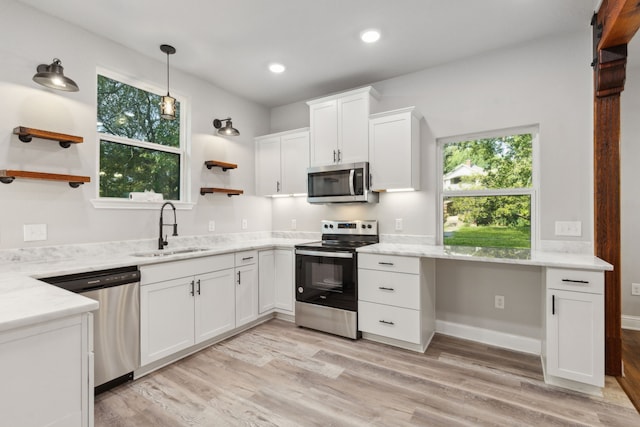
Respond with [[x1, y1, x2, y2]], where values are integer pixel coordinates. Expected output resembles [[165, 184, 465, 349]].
[[140, 254, 235, 366], [0, 313, 93, 427], [358, 253, 435, 352], [235, 251, 259, 327], [545, 268, 604, 388], [259, 249, 295, 315]]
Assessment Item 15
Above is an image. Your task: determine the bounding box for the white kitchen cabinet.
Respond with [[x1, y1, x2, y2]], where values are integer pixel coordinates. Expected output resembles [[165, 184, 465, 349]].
[[255, 128, 309, 196], [369, 107, 421, 191], [358, 253, 435, 352], [235, 251, 259, 327], [0, 313, 93, 427], [545, 268, 604, 388], [307, 86, 379, 167], [140, 254, 235, 366], [259, 249, 295, 316]]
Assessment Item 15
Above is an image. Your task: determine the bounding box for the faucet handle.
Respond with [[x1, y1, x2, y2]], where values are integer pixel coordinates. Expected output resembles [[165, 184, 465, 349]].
[[163, 235, 168, 247]]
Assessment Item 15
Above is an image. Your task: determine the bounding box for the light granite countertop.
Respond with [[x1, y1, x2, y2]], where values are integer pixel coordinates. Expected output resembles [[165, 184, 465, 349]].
[[358, 243, 613, 271]]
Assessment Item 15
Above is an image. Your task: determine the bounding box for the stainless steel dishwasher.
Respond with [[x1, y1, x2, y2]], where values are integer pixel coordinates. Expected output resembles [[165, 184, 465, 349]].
[[42, 266, 140, 394]]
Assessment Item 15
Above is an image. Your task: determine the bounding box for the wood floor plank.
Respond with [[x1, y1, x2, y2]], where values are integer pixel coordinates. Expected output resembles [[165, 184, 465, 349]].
[[95, 319, 640, 426]]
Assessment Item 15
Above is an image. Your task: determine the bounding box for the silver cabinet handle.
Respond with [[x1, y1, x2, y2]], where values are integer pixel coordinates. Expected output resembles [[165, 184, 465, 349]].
[[552, 294, 555, 315], [237, 271, 241, 284], [333, 149, 337, 163], [190, 280, 195, 296], [276, 181, 281, 193], [338, 149, 342, 162], [561, 279, 589, 284], [378, 286, 395, 291], [196, 279, 201, 295], [378, 262, 394, 266], [379, 320, 395, 325], [242, 256, 254, 261]]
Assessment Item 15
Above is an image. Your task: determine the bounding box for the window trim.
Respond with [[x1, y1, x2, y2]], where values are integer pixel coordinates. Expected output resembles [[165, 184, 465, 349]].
[[91, 67, 192, 210], [436, 125, 539, 249]]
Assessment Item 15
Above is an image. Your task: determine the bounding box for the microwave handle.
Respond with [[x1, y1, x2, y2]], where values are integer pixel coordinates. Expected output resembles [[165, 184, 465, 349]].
[[349, 169, 355, 196]]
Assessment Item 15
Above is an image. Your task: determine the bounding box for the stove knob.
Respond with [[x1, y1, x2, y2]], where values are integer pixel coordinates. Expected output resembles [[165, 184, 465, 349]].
[[361, 224, 366, 229], [298, 287, 304, 293], [323, 224, 328, 228], [329, 224, 334, 228], [367, 224, 372, 229]]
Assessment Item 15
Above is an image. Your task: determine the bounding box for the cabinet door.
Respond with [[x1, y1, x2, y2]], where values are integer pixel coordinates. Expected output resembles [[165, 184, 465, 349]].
[[546, 289, 604, 387], [309, 99, 338, 166], [255, 136, 282, 196], [195, 269, 236, 343], [281, 131, 309, 194], [258, 250, 276, 313], [369, 112, 412, 190], [235, 264, 259, 327], [338, 93, 369, 164], [140, 277, 195, 366], [274, 249, 294, 313]]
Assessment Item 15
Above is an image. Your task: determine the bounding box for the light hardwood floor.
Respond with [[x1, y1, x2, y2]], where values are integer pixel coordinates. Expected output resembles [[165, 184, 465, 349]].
[[96, 319, 639, 426]]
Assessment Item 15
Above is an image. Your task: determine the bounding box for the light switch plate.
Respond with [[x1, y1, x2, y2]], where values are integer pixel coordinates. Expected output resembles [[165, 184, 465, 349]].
[[241, 219, 248, 230], [291, 219, 297, 230], [24, 223, 47, 242], [395, 218, 403, 231], [208, 220, 215, 232], [554, 221, 582, 237], [632, 283, 640, 296]]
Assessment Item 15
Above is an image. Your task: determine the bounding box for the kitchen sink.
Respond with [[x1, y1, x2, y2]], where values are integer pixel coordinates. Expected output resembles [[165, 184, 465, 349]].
[[132, 247, 210, 257]]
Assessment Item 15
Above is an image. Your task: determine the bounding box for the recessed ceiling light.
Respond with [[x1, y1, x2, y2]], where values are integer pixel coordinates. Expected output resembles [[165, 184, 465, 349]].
[[269, 63, 286, 73], [360, 29, 381, 43]]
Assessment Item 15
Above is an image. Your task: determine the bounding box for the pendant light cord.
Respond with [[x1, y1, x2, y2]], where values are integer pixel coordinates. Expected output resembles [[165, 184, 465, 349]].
[[166, 51, 170, 95]]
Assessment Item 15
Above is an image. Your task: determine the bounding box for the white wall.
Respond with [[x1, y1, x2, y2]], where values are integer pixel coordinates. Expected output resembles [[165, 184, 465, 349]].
[[269, 30, 593, 340], [621, 37, 640, 321], [0, 1, 272, 249]]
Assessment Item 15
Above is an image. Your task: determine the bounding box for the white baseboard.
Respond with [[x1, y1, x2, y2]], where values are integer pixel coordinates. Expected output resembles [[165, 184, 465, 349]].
[[622, 315, 640, 331], [435, 320, 541, 355]]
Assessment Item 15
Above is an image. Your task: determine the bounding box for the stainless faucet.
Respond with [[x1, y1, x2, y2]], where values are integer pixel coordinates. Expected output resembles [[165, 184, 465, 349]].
[[158, 201, 178, 250]]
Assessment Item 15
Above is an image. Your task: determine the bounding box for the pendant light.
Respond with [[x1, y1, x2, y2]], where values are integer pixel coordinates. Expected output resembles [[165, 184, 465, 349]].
[[213, 118, 240, 136], [160, 44, 177, 120], [32, 58, 79, 92]]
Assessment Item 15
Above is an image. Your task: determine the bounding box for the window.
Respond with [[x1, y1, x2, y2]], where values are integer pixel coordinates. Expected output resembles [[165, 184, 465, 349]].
[[96, 72, 185, 202], [439, 127, 537, 249]]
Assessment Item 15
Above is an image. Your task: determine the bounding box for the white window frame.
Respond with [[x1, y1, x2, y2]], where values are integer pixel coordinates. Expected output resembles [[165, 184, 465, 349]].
[[436, 125, 540, 249], [91, 67, 193, 210]]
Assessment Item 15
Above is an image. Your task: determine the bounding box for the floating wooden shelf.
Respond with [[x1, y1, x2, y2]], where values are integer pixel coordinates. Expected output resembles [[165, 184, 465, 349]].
[[200, 187, 243, 197], [0, 170, 90, 188], [13, 126, 83, 149], [204, 160, 237, 171]]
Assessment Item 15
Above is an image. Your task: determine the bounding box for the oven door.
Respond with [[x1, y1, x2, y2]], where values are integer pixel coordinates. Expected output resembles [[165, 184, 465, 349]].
[[295, 249, 357, 311]]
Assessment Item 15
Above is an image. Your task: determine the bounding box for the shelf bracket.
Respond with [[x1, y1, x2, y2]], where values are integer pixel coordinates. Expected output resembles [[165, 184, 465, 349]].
[[69, 182, 84, 188], [17, 133, 73, 148], [0, 176, 15, 184]]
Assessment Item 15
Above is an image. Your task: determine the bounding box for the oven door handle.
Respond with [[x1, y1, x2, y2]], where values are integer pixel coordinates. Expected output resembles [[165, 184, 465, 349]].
[[296, 249, 353, 259], [349, 169, 355, 196]]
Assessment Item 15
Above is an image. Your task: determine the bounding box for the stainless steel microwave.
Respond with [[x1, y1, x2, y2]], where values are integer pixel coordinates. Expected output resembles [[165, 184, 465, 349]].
[[307, 162, 378, 204]]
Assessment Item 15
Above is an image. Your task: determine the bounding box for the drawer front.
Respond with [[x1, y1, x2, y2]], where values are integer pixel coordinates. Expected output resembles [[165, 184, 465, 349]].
[[235, 250, 258, 266], [358, 301, 420, 344], [546, 268, 604, 294], [358, 269, 420, 309], [141, 254, 234, 284], [358, 253, 419, 274]]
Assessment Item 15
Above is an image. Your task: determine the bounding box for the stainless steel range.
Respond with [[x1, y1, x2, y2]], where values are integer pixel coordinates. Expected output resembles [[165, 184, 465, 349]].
[[295, 220, 378, 339]]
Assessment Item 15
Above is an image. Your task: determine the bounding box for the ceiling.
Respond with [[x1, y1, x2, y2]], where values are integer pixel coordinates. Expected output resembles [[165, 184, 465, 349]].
[[18, 0, 599, 107]]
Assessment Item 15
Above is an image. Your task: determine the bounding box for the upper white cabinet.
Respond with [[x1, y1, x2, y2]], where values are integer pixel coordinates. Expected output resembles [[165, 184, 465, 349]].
[[544, 268, 604, 389], [307, 86, 379, 167], [369, 107, 421, 191], [255, 128, 309, 196]]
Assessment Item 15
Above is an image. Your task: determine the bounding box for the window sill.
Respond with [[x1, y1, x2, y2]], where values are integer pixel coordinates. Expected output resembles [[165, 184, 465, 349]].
[[90, 198, 195, 210]]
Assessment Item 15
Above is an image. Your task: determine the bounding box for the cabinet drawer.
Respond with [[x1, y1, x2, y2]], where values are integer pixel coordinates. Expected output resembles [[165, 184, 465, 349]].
[[546, 268, 604, 294], [358, 253, 419, 274], [358, 269, 420, 309], [141, 254, 234, 285], [358, 301, 420, 344], [235, 250, 257, 266]]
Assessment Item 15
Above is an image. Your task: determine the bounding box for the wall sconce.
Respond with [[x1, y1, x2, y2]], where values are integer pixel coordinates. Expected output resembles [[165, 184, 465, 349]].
[[213, 118, 240, 136], [160, 44, 177, 120], [32, 58, 79, 92]]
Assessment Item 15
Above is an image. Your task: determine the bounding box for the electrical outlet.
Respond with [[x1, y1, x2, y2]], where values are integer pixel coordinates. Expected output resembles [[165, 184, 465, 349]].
[[632, 283, 640, 296], [495, 295, 505, 309], [555, 221, 582, 237], [241, 219, 248, 230], [24, 224, 47, 242], [208, 220, 215, 232], [291, 219, 297, 230], [395, 218, 403, 231]]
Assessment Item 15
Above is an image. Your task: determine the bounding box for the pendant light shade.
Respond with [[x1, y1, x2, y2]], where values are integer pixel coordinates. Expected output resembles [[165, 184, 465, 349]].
[[213, 118, 240, 136], [32, 58, 79, 92], [160, 44, 176, 120]]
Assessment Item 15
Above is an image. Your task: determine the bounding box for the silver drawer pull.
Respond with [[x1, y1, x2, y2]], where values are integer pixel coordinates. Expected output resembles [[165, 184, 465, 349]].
[[379, 320, 395, 326], [242, 256, 254, 261], [378, 286, 395, 291], [561, 279, 589, 284], [378, 262, 394, 266]]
